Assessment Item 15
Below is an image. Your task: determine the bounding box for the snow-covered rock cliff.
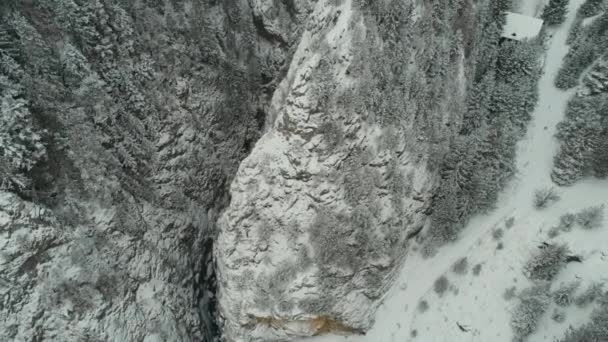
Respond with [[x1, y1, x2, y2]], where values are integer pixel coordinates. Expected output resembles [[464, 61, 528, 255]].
[[1, 0, 555, 341], [215, 0, 499, 340]]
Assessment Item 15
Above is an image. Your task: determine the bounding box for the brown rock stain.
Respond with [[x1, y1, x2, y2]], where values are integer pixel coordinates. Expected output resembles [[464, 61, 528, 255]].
[[252, 315, 364, 336]]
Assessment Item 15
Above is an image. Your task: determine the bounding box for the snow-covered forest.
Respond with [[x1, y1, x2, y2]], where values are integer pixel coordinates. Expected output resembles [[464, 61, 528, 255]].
[[1, 0, 607, 341]]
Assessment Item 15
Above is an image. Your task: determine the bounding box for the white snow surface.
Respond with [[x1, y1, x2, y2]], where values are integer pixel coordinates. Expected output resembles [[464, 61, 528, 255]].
[[517, 0, 548, 17], [502, 12, 544, 41], [303, 0, 608, 341]]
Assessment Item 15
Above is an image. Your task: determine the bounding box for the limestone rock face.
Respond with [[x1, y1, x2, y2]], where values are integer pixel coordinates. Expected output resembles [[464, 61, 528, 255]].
[[216, 0, 481, 340]]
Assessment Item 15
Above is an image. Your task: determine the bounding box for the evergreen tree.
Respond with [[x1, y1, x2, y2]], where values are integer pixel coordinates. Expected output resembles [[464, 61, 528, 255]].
[[542, 0, 570, 26], [0, 87, 47, 191], [578, 0, 604, 18]]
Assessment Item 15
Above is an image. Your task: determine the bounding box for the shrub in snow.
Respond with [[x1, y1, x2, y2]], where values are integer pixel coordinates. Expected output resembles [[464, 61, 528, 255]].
[[548, 226, 562, 238], [506, 217, 515, 229], [558, 292, 608, 342], [452, 257, 468, 275], [493, 228, 504, 240], [504, 286, 517, 301], [434, 275, 450, 296], [533, 187, 561, 209], [574, 282, 604, 307], [576, 205, 604, 229], [418, 300, 429, 313], [511, 282, 551, 342], [542, 0, 570, 25], [472, 263, 483, 276], [559, 213, 577, 231], [553, 281, 581, 306], [524, 243, 570, 281], [552, 309, 567, 323]]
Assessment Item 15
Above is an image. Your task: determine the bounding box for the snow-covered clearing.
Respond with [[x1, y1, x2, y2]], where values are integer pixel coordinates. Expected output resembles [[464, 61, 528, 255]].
[[303, 0, 608, 341], [517, 0, 548, 17]]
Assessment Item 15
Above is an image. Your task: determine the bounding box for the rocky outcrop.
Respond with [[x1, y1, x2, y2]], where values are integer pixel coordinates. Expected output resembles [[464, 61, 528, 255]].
[[216, 0, 487, 340]]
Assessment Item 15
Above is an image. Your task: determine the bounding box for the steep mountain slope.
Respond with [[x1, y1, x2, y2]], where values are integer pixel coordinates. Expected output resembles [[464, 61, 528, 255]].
[[4, 0, 600, 342], [0, 1, 307, 340], [215, 0, 546, 340], [306, 0, 608, 341]]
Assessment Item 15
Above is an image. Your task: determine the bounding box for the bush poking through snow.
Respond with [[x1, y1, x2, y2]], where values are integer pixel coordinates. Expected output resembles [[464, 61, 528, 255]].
[[493, 228, 504, 240], [548, 226, 562, 238], [417, 300, 429, 313], [511, 282, 552, 342], [506, 217, 515, 229], [472, 263, 483, 276], [504, 286, 517, 301], [533, 187, 561, 209], [549, 213, 576, 241], [553, 281, 581, 306], [575, 282, 604, 307], [434, 276, 450, 296], [558, 291, 608, 341], [452, 257, 468, 275], [576, 205, 604, 229], [524, 243, 570, 281], [552, 309, 567, 323], [559, 213, 577, 231]]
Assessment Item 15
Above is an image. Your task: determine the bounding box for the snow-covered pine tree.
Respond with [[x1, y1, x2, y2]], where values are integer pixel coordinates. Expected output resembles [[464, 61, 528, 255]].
[[567, 17, 583, 45], [591, 132, 608, 177], [524, 243, 570, 281], [0, 86, 47, 191], [578, 0, 605, 18], [511, 282, 552, 341], [542, 0, 570, 26]]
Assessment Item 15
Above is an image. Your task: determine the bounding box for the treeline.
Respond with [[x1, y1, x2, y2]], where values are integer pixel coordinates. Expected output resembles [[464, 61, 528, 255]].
[[552, 0, 608, 185], [427, 0, 544, 248], [0, 0, 266, 207]]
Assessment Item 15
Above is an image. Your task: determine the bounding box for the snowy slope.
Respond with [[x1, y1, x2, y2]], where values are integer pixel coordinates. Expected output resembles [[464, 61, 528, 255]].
[[302, 0, 608, 341], [517, 0, 548, 17]]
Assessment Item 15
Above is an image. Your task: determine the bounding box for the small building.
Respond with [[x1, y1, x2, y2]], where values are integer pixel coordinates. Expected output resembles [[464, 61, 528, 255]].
[[501, 12, 544, 41]]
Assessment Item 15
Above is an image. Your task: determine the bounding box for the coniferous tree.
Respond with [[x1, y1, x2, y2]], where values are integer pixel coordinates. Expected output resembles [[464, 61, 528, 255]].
[[542, 0, 570, 26], [578, 0, 604, 18]]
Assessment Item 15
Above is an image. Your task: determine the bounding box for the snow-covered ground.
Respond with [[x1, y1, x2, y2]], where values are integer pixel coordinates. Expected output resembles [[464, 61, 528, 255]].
[[303, 0, 608, 341], [517, 0, 547, 17]]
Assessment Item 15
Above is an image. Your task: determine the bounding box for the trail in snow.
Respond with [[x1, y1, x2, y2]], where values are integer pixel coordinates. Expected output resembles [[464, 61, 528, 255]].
[[304, 0, 608, 341]]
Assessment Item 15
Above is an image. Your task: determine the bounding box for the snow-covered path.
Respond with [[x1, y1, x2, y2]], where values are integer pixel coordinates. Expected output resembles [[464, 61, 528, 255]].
[[304, 0, 608, 341]]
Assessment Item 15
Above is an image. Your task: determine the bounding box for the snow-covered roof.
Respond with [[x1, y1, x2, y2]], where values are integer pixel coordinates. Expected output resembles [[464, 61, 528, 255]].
[[501, 12, 544, 41]]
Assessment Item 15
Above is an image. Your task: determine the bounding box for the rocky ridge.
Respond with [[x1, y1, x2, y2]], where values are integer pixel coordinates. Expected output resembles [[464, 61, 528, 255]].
[[216, 0, 495, 340]]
